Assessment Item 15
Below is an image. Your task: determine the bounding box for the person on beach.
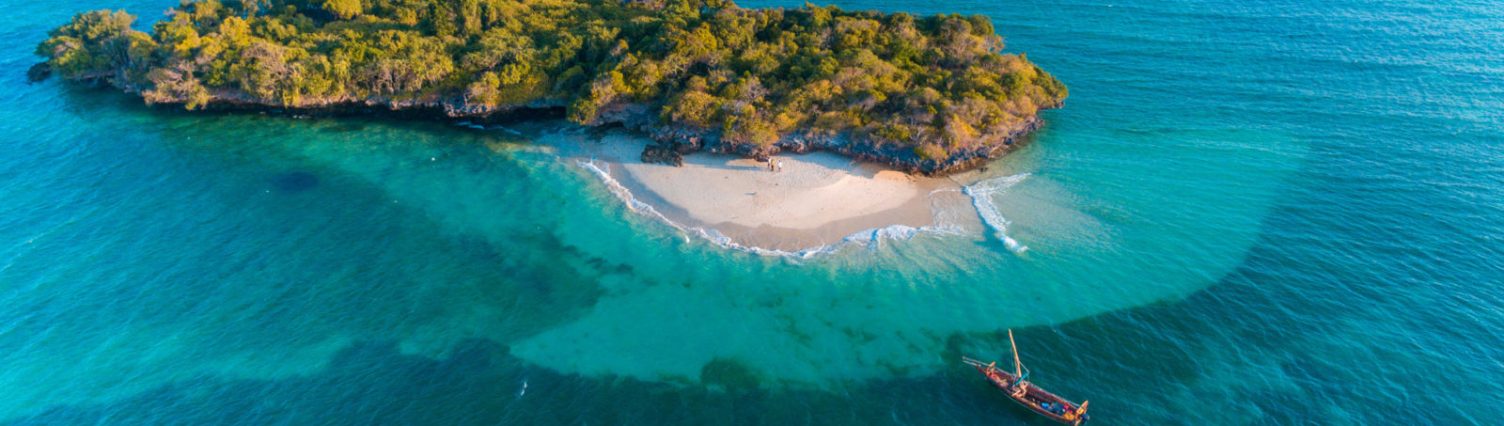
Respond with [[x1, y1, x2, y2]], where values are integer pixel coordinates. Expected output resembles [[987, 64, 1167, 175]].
[[768, 158, 776, 172], [778, 160, 785, 172]]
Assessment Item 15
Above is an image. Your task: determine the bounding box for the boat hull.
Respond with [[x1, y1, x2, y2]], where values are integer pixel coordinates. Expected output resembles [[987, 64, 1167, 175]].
[[962, 357, 1089, 425]]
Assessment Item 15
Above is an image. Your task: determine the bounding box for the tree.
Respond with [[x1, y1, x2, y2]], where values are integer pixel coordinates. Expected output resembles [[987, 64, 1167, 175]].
[[39, 0, 1067, 169], [322, 0, 362, 20], [37, 10, 139, 78]]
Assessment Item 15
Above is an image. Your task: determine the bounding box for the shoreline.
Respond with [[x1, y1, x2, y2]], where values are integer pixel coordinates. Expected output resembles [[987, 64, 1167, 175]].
[[49, 75, 1052, 177], [553, 130, 989, 255], [201, 93, 1048, 176]]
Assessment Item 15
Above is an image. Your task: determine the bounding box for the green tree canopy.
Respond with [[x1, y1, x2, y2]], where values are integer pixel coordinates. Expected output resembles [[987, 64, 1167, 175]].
[[38, 0, 1066, 169]]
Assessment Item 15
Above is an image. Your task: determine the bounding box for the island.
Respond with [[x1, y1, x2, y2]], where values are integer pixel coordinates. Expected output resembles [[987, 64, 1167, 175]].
[[35, 0, 1065, 175]]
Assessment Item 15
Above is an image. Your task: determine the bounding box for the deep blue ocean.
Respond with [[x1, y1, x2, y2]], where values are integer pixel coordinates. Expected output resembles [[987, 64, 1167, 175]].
[[2, 0, 1502, 424]]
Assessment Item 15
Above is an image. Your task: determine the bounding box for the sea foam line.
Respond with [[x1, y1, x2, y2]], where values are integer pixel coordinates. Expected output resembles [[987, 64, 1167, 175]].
[[961, 173, 1031, 254], [575, 159, 959, 259]]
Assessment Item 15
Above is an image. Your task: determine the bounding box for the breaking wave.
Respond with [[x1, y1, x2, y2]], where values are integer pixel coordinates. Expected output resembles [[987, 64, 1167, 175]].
[[961, 173, 1031, 254]]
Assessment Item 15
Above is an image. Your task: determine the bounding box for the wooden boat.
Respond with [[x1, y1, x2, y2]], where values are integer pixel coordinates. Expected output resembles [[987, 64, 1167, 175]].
[[963, 330, 1090, 425]]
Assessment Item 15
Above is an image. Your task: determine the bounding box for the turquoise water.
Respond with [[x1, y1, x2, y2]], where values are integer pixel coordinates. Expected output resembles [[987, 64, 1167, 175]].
[[2, 0, 1502, 424]]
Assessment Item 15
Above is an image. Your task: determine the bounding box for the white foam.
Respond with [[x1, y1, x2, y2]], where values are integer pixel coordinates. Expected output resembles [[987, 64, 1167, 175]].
[[577, 159, 687, 241], [962, 173, 1031, 254], [575, 159, 963, 259], [840, 223, 966, 250]]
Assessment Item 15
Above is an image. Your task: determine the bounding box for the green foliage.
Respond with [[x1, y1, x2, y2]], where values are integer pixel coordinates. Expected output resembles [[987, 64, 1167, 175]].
[[37, 10, 142, 79], [38, 0, 1066, 159], [322, 0, 363, 20]]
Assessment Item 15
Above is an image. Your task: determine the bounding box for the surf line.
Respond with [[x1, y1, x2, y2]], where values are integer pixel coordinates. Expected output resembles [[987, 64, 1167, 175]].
[[960, 173, 1031, 254], [574, 159, 961, 259]]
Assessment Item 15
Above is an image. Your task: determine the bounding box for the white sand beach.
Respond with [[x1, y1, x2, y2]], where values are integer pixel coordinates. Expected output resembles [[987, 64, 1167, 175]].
[[552, 131, 970, 251]]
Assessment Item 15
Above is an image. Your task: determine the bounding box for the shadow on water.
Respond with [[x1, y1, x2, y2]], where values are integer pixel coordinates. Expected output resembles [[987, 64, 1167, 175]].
[[324, 121, 368, 133], [269, 171, 319, 193], [8, 337, 1073, 426], [0, 224, 1409, 425]]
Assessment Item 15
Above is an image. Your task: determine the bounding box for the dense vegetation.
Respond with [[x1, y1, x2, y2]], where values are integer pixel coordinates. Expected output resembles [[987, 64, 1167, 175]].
[[37, 0, 1065, 172]]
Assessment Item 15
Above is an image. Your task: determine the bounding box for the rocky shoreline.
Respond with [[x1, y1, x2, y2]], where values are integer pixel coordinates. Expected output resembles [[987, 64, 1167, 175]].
[[592, 99, 1055, 175], [49, 72, 1052, 176], [626, 116, 1046, 176]]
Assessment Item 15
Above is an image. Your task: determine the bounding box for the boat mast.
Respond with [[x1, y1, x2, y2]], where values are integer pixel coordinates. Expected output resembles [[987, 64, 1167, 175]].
[[1008, 329, 1023, 380]]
